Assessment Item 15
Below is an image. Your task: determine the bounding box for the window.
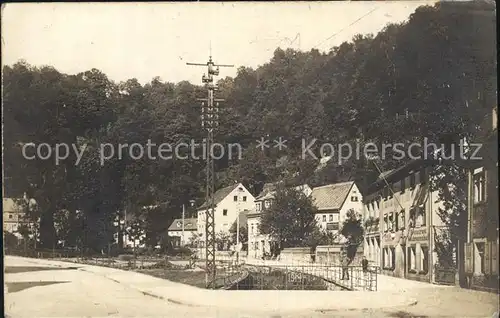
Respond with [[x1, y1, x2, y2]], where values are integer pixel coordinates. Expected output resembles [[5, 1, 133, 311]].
[[416, 207, 426, 227], [265, 200, 271, 208], [399, 211, 405, 230], [383, 248, 394, 269], [234, 196, 238, 202], [388, 213, 394, 231], [351, 196, 358, 202], [322, 215, 327, 222], [223, 209, 228, 216], [8, 214, 13, 219], [243, 196, 247, 202], [492, 106, 498, 129], [384, 215, 388, 232], [256, 202, 261, 211], [329, 214, 333, 222], [390, 247, 396, 269], [408, 246, 417, 271], [251, 224, 254, 234], [473, 170, 486, 203], [474, 242, 485, 275], [383, 248, 388, 268]]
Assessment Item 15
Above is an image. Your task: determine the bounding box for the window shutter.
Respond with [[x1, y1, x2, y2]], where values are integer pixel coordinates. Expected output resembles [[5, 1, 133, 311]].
[[464, 243, 473, 274], [484, 241, 491, 275], [491, 241, 498, 275]]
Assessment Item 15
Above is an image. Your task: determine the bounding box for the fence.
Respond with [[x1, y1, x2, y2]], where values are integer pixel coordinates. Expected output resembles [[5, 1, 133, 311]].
[[245, 252, 378, 291], [6, 248, 377, 291], [5, 247, 173, 270], [214, 262, 377, 291]]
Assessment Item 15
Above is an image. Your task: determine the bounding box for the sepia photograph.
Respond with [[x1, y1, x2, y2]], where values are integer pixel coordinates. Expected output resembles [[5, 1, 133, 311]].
[[2, 1, 498, 317]]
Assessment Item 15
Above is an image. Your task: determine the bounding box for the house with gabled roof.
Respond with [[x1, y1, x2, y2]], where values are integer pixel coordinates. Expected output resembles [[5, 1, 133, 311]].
[[247, 183, 312, 259], [311, 181, 363, 235], [196, 183, 254, 248], [167, 218, 197, 247]]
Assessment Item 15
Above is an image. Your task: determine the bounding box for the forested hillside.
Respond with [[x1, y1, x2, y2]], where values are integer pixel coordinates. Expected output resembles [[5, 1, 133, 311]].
[[2, 1, 496, 250]]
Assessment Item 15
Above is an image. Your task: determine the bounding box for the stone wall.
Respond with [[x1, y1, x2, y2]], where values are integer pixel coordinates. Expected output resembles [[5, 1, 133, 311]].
[[278, 245, 364, 265], [279, 247, 312, 263], [316, 245, 364, 266]]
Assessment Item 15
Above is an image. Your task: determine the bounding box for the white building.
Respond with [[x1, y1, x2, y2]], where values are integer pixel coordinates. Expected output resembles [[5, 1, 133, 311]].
[[247, 183, 312, 259], [311, 181, 363, 235], [3, 196, 36, 238], [167, 218, 197, 247], [196, 183, 254, 248]]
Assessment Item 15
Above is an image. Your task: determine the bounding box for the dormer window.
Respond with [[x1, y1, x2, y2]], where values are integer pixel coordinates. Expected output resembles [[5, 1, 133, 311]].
[[176, 222, 181, 227], [265, 200, 271, 209]]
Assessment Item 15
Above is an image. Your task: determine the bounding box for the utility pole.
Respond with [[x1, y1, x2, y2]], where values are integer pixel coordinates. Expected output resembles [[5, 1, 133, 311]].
[[187, 54, 233, 288], [182, 204, 185, 246]]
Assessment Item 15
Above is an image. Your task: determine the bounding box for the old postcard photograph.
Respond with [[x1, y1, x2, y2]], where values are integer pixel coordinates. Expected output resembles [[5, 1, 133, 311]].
[[2, 1, 498, 317]]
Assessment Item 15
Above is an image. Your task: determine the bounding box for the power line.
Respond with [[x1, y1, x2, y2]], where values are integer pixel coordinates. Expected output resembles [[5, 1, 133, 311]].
[[314, 7, 379, 49]]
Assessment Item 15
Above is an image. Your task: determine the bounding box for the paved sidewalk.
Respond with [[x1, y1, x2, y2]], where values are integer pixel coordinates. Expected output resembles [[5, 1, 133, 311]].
[[5, 256, 417, 313]]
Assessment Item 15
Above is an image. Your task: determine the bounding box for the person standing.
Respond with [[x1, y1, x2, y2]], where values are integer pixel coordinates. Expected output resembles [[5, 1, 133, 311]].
[[341, 248, 350, 280], [362, 256, 369, 273]]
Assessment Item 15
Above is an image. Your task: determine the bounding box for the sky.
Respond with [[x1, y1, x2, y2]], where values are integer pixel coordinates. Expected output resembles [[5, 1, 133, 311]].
[[2, 1, 435, 85]]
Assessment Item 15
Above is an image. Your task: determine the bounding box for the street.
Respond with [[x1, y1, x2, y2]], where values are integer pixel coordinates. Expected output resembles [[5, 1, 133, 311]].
[[5, 256, 498, 318]]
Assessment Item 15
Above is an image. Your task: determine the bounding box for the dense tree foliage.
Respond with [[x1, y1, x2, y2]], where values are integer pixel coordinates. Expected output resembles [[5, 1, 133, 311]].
[[259, 186, 319, 248], [2, 2, 495, 251]]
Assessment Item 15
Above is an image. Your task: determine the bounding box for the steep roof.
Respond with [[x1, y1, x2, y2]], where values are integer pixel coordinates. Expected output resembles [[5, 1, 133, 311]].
[[311, 181, 354, 211], [168, 218, 197, 231], [198, 183, 240, 210], [255, 183, 311, 201]]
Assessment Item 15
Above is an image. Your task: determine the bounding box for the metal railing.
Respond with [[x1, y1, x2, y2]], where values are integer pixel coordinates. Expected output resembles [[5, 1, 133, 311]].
[[244, 253, 378, 291], [214, 262, 377, 291]]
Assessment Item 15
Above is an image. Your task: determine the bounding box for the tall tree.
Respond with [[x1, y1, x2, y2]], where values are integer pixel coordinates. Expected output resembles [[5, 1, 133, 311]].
[[259, 186, 318, 248]]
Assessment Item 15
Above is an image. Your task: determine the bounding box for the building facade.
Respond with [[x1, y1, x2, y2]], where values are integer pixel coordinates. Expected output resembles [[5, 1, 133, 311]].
[[167, 218, 198, 247], [464, 105, 498, 292], [311, 181, 363, 235], [247, 183, 312, 259], [3, 196, 34, 237], [363, 160, 449, 283], [197, 183, 254, 249]]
